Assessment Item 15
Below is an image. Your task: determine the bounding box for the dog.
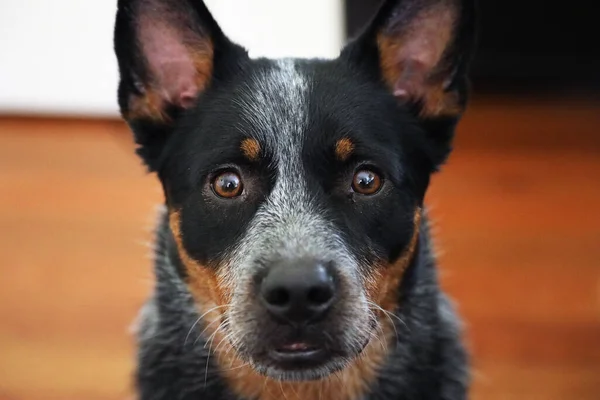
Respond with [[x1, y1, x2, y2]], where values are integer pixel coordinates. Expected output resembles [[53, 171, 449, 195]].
[[114, 0, 476, 399]]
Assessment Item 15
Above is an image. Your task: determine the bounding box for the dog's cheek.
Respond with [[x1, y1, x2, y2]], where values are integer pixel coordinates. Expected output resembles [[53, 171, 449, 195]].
[[168, 211, 232, 308], [365, 208, 422, 312]]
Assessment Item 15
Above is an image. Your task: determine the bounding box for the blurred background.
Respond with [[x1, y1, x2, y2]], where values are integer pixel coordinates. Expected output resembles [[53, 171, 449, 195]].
[[0, 1, 598, 399]]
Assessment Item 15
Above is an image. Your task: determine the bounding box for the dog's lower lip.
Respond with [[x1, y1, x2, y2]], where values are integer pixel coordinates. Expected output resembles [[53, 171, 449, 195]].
[[271, 344, 325, 365], [277, 342, 316, 353]]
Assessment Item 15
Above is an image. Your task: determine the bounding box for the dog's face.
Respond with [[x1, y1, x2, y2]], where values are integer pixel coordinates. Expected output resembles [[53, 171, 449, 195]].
[[115, 0, 474, 382]]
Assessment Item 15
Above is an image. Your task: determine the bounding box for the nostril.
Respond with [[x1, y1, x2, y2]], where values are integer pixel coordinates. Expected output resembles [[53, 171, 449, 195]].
[[259, 260, 338, 323], [307, 285, 334, 306], [265, 287, 290, 307]]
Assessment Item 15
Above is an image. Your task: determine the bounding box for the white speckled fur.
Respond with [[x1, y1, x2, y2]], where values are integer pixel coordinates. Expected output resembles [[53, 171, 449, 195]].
[[221, 60, 371, 363]]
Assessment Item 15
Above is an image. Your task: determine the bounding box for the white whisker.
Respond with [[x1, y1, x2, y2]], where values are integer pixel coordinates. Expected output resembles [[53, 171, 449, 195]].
[[204, 319, 226, 385], [367, 301, 408, 343], [184, 304, 229, 345]]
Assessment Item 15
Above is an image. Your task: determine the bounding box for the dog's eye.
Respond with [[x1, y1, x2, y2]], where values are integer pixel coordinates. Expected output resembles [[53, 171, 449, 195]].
[[352, 169, 382, 195], [212, 171, 243, 198]]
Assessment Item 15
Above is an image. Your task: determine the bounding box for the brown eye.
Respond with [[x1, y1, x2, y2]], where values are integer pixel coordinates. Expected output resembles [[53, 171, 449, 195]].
[[212, 171, 243, 198], [352, 169, 382, 195]]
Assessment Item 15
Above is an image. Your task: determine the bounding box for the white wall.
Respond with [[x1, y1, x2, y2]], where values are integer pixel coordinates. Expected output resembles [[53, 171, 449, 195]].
[[0, 0, 344, 117]]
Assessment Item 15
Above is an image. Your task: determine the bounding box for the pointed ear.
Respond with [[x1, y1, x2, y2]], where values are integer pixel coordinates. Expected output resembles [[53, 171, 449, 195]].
[[341, 0, 477, 169], [114, 0, 239, 122], [344, 0, 476, 119], [114, 0, 246, 169]]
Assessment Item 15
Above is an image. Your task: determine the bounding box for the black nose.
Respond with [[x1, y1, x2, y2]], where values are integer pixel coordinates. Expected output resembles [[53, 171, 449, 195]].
[[259, 260, 336, 324]]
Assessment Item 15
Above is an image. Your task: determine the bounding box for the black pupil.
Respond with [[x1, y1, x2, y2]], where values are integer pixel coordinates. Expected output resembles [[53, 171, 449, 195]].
[[358, 171, 375, 188], [219, 174, 239, 192]]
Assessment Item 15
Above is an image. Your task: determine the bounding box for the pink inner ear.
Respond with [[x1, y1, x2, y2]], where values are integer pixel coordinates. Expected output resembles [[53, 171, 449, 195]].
[[393, 59, 429, 101], [389, 6, 457, 98], [139, 17, 200, 108]]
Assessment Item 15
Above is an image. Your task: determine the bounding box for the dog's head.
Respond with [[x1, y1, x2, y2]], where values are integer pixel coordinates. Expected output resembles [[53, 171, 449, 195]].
[[115, 0, 475, 382]]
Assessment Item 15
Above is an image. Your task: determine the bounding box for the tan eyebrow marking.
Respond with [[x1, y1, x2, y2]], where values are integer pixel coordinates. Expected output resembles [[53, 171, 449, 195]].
[[335, 137, 355, 161], [240, 138, 261, 161]]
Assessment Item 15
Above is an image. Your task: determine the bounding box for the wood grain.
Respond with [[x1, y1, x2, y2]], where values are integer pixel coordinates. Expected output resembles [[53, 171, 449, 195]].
[[0, 99, 599, 400]]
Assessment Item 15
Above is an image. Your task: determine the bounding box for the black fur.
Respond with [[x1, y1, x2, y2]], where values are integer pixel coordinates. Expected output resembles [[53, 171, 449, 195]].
[[136, 211, 469, 400], [114, 0, 477, 398]]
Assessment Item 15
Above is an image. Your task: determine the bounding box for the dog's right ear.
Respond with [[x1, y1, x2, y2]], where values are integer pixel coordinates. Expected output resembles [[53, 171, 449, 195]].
[[114, 0, 246, 170]]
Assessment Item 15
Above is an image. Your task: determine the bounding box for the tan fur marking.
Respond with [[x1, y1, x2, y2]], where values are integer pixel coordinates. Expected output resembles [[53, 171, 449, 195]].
[[376, 4, 462, 118], [168, 211, 228, 325], [240, 138, 261, 161], [126, 87, 170, 122], [168, 210, 419, 400], [220, 333, 390, 400], [221, 211, 422, 400], [126, 42, 214, 122], [335, 138, 355, 161], [366, 208, 422, 311]]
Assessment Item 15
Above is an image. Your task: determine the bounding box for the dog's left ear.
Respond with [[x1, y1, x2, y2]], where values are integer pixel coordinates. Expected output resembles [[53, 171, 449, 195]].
[[341, 0, 477, 168]]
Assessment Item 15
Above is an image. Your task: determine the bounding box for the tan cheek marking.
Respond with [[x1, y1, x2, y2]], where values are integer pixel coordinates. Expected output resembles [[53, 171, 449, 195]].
[[367, 208, 422, 311], [220, 222, 419, 400], [168, 210, 229, 313], [240, 138, 261, 161], [335, 138, 355, 161], [168, 210, 394, 400]]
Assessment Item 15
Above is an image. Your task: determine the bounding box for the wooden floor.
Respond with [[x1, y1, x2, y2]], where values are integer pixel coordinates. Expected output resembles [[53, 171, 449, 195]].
[[0, 98, 599, 400]]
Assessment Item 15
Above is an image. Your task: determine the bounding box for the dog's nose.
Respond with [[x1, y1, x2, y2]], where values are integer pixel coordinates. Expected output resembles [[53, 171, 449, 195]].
[[259, 260, 336, 324]]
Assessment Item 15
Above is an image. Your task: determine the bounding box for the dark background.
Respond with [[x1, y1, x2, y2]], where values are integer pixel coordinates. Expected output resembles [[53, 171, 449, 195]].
[[345, 0, 600, 95]]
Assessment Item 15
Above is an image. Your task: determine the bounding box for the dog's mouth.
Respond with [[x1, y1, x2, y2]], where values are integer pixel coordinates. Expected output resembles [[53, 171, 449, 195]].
[[270, 342, 327, 367], [256, 346, 345, 381], [224, 284, 378, 381], [275, 342, 320, 356], [240, 327, 375, 381]]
